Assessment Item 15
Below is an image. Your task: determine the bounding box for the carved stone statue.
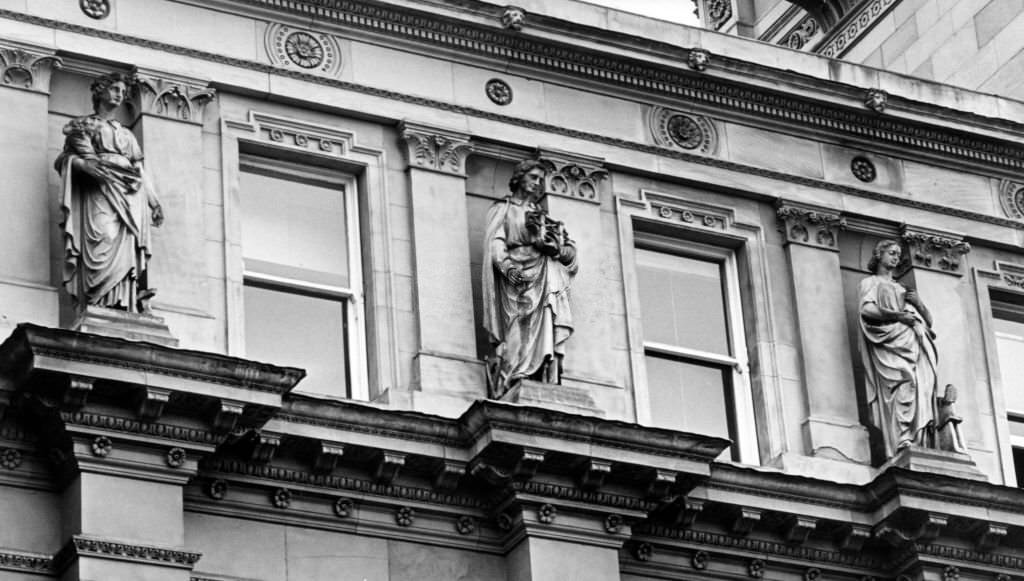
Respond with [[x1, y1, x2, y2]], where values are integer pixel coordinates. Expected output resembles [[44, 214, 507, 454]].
[[858, 239, 966, 458], [55, 72, 164, 314], [482, 158, 578, 398]]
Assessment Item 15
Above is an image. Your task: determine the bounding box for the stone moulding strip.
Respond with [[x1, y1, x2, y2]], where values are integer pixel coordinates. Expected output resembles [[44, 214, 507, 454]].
[[815, 0, 899, 58], [61, 411, 224, 445], [0, 548, 55, 574], [53, 535, 201, 571], [509, 480, 658, 512], [1, 10, 1023, 230]]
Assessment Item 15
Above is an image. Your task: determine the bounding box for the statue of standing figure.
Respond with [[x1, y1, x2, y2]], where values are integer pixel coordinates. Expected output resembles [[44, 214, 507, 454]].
[[482, 159, 578, 398], [858, 239, 966, 458], [55, 72, 164, 314]]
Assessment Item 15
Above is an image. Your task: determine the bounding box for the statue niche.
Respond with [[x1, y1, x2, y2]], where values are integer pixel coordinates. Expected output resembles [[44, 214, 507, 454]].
[[857, 239, 967, 460], [54, 72, 176, 346], [481, 158, 578, 400]]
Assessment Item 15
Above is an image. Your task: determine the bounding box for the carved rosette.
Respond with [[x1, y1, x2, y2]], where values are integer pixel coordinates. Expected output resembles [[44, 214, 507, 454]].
[[265, 23, 342, 76], [132, 73, 215, 123], [692, 550, 709, 569], [649, 107, 718, 155], [0, 46, 62, 93], [0, 448, 23, 470], [604, 513, 623, 534], [395, 506, 415, 527], [632, 541, 653, 561], [400, 124, 474, 176], [900, 227, 971, 275], [776, 203, 845, 250], [485, 78, 513, 105], [165, 447, 186, 468], [541, 160, 608, 202], [334, 497, 354, 518], [79, 0, 111, 19], [455, 515, 476, 535], [999, 180, 1024, 220], [537, 503, 557, 524]]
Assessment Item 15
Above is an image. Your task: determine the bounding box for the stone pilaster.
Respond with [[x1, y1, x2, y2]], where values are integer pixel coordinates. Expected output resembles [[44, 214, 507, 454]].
[[776, 201, 869, 463], [898, 225, 974, 430], [399, 121, 481, 414], [0, 42, 62, 337], [128, 68, 215, 336], [534, 148, 610, 395]]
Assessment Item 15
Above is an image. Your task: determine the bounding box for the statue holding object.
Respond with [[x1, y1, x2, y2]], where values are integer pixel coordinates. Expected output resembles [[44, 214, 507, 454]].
[[482, 158, 578, 399], [55, 72, 164, 315], [857, 239, 966, 459]]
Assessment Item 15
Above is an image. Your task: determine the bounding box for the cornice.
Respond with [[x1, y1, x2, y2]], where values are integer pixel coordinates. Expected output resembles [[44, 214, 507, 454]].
[[705, 464, 870, 512], [62, 411, 224, 445], [2, 10, 1023, 230], [54, 535, 201, 571], [0, 548, 54, 575]]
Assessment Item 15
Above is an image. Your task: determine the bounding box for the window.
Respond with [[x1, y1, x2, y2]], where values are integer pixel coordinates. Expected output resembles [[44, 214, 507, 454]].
[[239, 154, 366, 399], [634, 234, 757, 462], [992, 293, 1024, 486]]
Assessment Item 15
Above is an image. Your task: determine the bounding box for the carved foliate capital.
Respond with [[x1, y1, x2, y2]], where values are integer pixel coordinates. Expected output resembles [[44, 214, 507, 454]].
[[131, 70, 215, 123], [900, 226, 970, 275], [400, 122, 474, 176], [776, 202, 845, 250], [0, 44, 62, 94]]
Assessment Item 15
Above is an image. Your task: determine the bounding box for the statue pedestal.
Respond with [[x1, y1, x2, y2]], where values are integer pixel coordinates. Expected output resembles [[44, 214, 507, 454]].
[[71, 306, 179, 347], [881, 445, 986, 481], [501, 379, 605, 417]]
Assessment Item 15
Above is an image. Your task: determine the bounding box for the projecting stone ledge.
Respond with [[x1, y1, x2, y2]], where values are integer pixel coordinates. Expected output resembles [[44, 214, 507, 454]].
[[500, 379, 604, 417], [879, 445, 986, 482]]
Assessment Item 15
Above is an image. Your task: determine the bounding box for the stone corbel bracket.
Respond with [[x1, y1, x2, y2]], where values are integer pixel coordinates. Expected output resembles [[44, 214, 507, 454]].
[[0, 42, 62, 94], [900, 225, 971, 276], [777, 201, 846, 251], [536, 148, 608, 204], [400, 121, 474, 176], [131, 68, 215, 124]]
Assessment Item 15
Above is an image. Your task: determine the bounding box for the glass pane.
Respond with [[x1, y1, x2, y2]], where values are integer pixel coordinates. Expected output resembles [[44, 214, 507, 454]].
[[645, 354, 732, 442], [635, 249, 729, 354], [241, 168, 348, 286], [995, 317, 1024, 415], [244, 283, 349, 397]]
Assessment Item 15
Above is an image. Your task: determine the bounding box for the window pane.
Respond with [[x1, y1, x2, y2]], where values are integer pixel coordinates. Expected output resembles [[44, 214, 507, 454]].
[[244, 283, 349, 397], [635, 249, 729, 354], [995, 317, 1024, 415], [241, 169, 348, 286], [645, 353, 732, 442]]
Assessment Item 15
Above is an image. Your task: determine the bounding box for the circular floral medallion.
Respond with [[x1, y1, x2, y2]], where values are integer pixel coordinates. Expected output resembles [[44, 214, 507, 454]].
[[851, 156, 877, 182], [80, 0, 111, 19], [0, 448, 23, 470], [334, 497, 354, 518], [207, 479, 228, 500], [486, 79, 513, 106], [456, 516, 476, 535], [272, 488, 292, 509], [667, 115, 704, 149], [604, 514, 622, 534], [395, 506, 415, 527], [285, 32, 325, 69], [91, 436, 112, 458], [166, 447, 187, 468]]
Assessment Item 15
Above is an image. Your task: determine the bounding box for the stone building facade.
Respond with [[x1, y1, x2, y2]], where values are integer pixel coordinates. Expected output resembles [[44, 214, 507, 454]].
[[1, 1, 1024, 580]]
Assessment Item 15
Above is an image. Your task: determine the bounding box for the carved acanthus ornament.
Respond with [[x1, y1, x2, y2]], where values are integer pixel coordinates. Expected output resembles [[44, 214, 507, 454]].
[[777, 202, 845, 250], [400, 123, 474, 176], [132, 72, 215, 123], [649, 107, 718, 155], [900, 227, 971, 275], [539, 159, 608, 203], [0, 45, 62, 93], [701, 0, 734, 30]]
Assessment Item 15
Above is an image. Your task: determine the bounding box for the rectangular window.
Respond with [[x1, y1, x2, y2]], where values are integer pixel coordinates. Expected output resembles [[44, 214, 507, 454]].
[[240, 154, 365, 399], [634, 237, 756, 462], [992, 294, 1024, 486]]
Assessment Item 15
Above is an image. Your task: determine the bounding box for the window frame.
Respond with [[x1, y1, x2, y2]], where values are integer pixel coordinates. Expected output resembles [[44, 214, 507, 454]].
[[618, 189, 777, 465]]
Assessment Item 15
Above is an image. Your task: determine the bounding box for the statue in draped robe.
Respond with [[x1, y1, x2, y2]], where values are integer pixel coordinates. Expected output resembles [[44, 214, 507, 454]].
[[858, 239, 966, 458], [482, 159, 578, 398], [55, 72, 164, 314]]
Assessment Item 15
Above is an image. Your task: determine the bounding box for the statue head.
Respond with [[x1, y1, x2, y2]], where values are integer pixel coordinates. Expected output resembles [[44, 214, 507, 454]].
[[508, 158, 548, 198], [867, 239, 902, 274], [90, 72, 134, 111]]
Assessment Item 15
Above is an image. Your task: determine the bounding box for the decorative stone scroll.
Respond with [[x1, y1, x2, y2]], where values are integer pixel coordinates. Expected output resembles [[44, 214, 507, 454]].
[[783, 17, 820, 50], [0, 45, 62, 93], [265, 23, 342, 77], [401, 123, 474, 176], [998, 180, 1024, 220], [900, 226, 971, 275], [701, 0, 734, 30], [648, 107, 718, 155], [132, 71, 215, 123], [776, 202, 845, 250]]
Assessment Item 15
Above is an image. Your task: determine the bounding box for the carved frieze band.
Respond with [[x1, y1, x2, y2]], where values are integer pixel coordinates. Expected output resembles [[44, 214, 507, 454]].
[[0, 43, 62, 94], [61, 410, 224, 445], [400, 122, 474, 176], [647, 195, 732, 231], [54, 535, 202, 570], [999, 181, 1024, 221], [237, 111, 363, 158], [992, 261, 1024, 290], [265, 23, 342, 76], [817, 0, 898, 57], [776, 202, 845, 251], [538, 156, 608, 203], [0, 549, 54, 574], [649, 107, 718, 155], [900, 226, 971, 275], [131, 70, 215, 123]]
